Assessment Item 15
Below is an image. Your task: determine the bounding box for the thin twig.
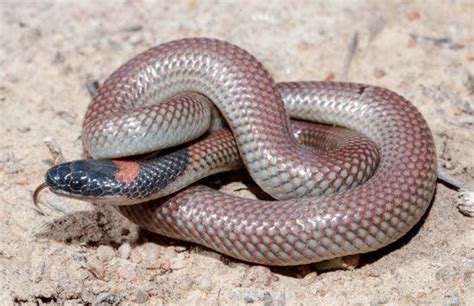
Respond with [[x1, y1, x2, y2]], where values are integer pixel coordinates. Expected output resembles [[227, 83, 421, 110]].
[[409, 34, 464, 50], [341, 31, 359, 81], [437, 168, 473, 191], [85, 80, 100, 97], [43, 136, 65, 165]]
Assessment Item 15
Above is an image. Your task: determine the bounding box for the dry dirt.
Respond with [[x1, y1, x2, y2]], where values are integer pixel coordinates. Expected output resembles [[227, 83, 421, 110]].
[[1, 1, 473, 305]]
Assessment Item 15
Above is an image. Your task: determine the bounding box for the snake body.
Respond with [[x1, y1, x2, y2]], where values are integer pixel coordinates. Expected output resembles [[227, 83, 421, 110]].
[[43, 38, 437, 265]]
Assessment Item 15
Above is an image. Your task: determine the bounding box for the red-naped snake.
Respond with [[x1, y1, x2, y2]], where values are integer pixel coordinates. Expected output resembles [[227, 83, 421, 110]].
[[36, 38, 437, 265]]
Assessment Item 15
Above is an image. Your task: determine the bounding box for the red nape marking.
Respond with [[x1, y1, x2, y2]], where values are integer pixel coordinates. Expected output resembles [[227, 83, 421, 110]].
[[113, 160, 140, 184]]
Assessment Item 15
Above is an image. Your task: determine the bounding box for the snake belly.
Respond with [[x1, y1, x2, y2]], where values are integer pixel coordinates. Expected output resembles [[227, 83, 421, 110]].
[[80, 38, 437, 265]]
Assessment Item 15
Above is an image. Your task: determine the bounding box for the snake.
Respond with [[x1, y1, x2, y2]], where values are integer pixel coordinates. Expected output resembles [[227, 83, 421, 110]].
[[36, 38, 437, 266]]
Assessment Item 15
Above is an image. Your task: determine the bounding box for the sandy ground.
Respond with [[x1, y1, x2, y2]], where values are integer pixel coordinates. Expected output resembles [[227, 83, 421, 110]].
[[1, 0, 473, 305]]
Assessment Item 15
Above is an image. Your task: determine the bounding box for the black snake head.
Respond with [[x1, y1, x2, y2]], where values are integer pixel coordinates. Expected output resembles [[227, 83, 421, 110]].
[[42, 160, 126, 203], [33, 147, 192, 211]]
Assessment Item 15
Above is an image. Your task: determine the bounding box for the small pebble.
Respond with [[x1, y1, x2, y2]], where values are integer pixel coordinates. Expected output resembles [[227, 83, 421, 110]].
[[118, 242, 131, 259], [244, 296, 255, 303], [117, 259, 138, 281], [251, 265, 271, 275], [142, 242, 161, 264], [134, 289, 149, 304], [130, 249, 143, 264], [302, 272, 318, 285], [443, 161, 454, 170], [178, 276, 193, 290], [314, 255, 359, 270], [162, 247, 178, 259], [324, 72, 335, 81], [219, 182, 256, 199], [97, 245, 115, 262], [72, 253, 87, 263], [241, 266, 275, 287], [374, 68, 386, 79], [295, 265, 312, 278], [317, 287, 327, 297], [196, 276, 212, 291], [170, 254, 187, 270], [174, 246, 187, 253], [93, 292, 120, 305], [366, 269, 380, 277], [443, 294, 460, 306], [158, 259, 172, 273]]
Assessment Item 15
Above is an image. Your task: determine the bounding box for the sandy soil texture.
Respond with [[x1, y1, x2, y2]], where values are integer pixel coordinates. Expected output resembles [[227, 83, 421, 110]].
[[1, 1, 473, 305]]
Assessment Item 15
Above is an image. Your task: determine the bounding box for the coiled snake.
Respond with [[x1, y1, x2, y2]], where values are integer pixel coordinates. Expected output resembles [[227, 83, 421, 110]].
[[36, 38, 437, 266]]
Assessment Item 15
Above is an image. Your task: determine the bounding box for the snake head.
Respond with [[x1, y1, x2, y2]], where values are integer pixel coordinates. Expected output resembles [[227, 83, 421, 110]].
[[34, 148, 191, 209], [40, 160, 127, 204]]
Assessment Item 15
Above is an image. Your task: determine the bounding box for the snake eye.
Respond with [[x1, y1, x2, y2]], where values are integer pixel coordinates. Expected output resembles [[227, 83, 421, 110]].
[[69, 178, 83, 191], [69, 173, 90, 192]]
